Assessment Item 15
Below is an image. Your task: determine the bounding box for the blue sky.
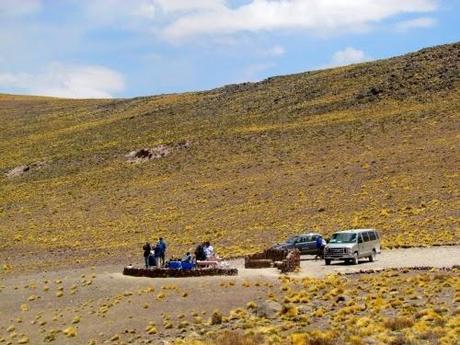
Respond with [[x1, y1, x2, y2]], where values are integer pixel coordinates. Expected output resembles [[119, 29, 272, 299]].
[[0, 0, 458, 98]]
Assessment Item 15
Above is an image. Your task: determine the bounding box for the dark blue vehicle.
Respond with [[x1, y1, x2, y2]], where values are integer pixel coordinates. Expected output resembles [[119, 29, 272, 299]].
[[271, 233, 322, 255]]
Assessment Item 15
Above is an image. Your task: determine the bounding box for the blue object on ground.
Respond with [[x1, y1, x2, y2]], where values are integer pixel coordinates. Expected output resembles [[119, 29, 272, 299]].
[[181, 262, 194, 270], [168, 261, 182, 270]]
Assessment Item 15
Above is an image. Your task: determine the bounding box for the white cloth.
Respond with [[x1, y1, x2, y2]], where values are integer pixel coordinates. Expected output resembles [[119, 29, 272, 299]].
[[204, 245, 214, 259], [321, 239, 327, 246]]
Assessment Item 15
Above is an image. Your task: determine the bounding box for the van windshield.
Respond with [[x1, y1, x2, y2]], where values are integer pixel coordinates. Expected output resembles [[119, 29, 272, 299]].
[[330, 233, 357, 244]]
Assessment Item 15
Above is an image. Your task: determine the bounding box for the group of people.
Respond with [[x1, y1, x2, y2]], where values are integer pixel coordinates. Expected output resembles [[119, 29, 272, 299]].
[[194, 241, 218, 261], [142, 239, 218, 268], [142, 238, 167, 268]]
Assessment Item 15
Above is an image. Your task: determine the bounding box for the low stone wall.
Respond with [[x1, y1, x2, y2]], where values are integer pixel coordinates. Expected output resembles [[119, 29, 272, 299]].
[[244, 248, 301, 273], [123, 266, 238, 278], [276, 249, 301, 273], [244, 248, 288, 269], [244, 259, 273, 269]]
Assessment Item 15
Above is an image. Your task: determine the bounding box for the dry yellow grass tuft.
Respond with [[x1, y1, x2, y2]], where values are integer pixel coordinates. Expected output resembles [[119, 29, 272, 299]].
[[174, 269, 460, 345]]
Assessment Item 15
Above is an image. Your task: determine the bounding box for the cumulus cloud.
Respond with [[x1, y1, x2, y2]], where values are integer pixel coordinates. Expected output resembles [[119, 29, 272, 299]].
[[395, 17, 437, 32], [326, 47, 371, 68], [264, 45, 286, 57], [0, 62, 125, 98], [239, 62, 276, 82], [83, 0, 156, 27], [160, 0, 438, 40], [154, 0, 226, 13]]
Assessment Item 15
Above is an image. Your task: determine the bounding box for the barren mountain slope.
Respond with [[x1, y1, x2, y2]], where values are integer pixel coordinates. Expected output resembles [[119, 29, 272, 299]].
[[0, 42, 459, 271]]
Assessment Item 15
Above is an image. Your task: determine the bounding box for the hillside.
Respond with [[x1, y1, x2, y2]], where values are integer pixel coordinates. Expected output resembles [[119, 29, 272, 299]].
[[1, 42, 459, 271]]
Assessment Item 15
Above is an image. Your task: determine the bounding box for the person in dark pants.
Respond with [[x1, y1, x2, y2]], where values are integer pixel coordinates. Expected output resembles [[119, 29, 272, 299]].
[[194, 243, 207, 261], [315, 235, 324, 260], [155, 238, 167, 267], [143, 242, 151, 268]]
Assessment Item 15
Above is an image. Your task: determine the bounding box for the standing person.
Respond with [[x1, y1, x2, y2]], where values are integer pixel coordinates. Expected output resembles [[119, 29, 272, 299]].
[[194, 243, 206, 261], [320, 237, 327, 259], [315, 235, 323, 261], [143, 242, 151, 268], [155, 238, 167, 267]]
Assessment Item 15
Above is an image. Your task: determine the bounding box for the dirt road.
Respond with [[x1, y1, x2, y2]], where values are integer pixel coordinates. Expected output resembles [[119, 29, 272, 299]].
[[235, 245, 460, 279]]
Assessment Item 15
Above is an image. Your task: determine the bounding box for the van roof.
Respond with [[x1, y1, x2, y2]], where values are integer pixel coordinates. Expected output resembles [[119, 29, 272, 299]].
[[334, 229, 377, 233], [294, 232, 321, 236]]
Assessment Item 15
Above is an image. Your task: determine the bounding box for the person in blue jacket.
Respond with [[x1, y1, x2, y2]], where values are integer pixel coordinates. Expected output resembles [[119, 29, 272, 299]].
[[155, 238, 167, 267], [315, 235, 324, 260]]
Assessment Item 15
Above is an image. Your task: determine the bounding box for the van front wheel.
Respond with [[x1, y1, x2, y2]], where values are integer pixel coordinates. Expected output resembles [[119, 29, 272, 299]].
[[352, 252, 359, 265], [325, 259, 331, 265], [369, 250, 376, 262]]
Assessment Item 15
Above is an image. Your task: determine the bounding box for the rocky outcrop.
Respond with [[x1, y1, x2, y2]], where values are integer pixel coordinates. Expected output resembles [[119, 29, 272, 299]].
[[125, 141, 191, 163], [5, 161, 47, 178]]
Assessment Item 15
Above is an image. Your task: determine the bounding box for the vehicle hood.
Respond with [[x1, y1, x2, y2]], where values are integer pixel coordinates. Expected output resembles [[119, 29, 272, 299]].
[[326, 243, 356, 249]]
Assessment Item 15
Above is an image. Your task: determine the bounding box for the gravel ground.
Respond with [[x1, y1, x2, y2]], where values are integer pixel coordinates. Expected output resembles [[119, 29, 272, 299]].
[[0, 246, 458, 344], [235, 245, 460, 278]]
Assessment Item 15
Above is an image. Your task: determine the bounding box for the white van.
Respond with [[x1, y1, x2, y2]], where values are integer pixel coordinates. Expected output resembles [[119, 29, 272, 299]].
[[324, 229, 381, 265]]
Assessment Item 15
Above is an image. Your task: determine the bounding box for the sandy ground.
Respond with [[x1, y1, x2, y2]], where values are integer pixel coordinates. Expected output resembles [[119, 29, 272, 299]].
[[235, 245, 460, 279], [0, 246, 459, 344]]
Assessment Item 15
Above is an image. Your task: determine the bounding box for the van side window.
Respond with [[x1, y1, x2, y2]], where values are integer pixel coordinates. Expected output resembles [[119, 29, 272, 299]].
[[362, 232, 370, 242], [369, 231, 376, 241]]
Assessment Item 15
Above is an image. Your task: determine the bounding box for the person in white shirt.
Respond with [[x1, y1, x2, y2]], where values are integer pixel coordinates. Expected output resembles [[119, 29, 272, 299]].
[[203, 241, 214, 259]]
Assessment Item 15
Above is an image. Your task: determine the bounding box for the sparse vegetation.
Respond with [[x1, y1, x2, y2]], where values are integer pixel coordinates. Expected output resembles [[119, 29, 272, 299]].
[[173, 269, 460, 345], [0, 43, 459, 273], [0, 42, 458, 344]]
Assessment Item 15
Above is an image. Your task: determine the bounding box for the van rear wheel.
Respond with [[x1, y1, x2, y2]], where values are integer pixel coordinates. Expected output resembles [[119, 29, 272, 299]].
[[352, 252, 359, 265], [325, 259, 331, 265], [369, 250, 376, 262]]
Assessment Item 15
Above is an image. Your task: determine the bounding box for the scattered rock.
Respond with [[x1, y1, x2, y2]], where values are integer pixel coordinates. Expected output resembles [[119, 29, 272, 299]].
[[176, 140, 192, 149], [5, 161, 47, 178], [255, 300, 282, 319], [335, 295, 348, 304], [6, 165, 30, 178], [126, 141, 191, 163]]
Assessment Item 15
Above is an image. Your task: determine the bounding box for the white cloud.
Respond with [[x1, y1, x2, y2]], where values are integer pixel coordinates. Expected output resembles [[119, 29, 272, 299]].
[[395, 17, 437, 32], [83, 0, 156, 28], [240, 62, 276, 82], [161, 0, 438, 40], [265, 44, 286, 57], [0, 0, 41, 17], [326, 47, 370, 68], [154, 0, 226, 13], [0, 62, 125, 98]]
